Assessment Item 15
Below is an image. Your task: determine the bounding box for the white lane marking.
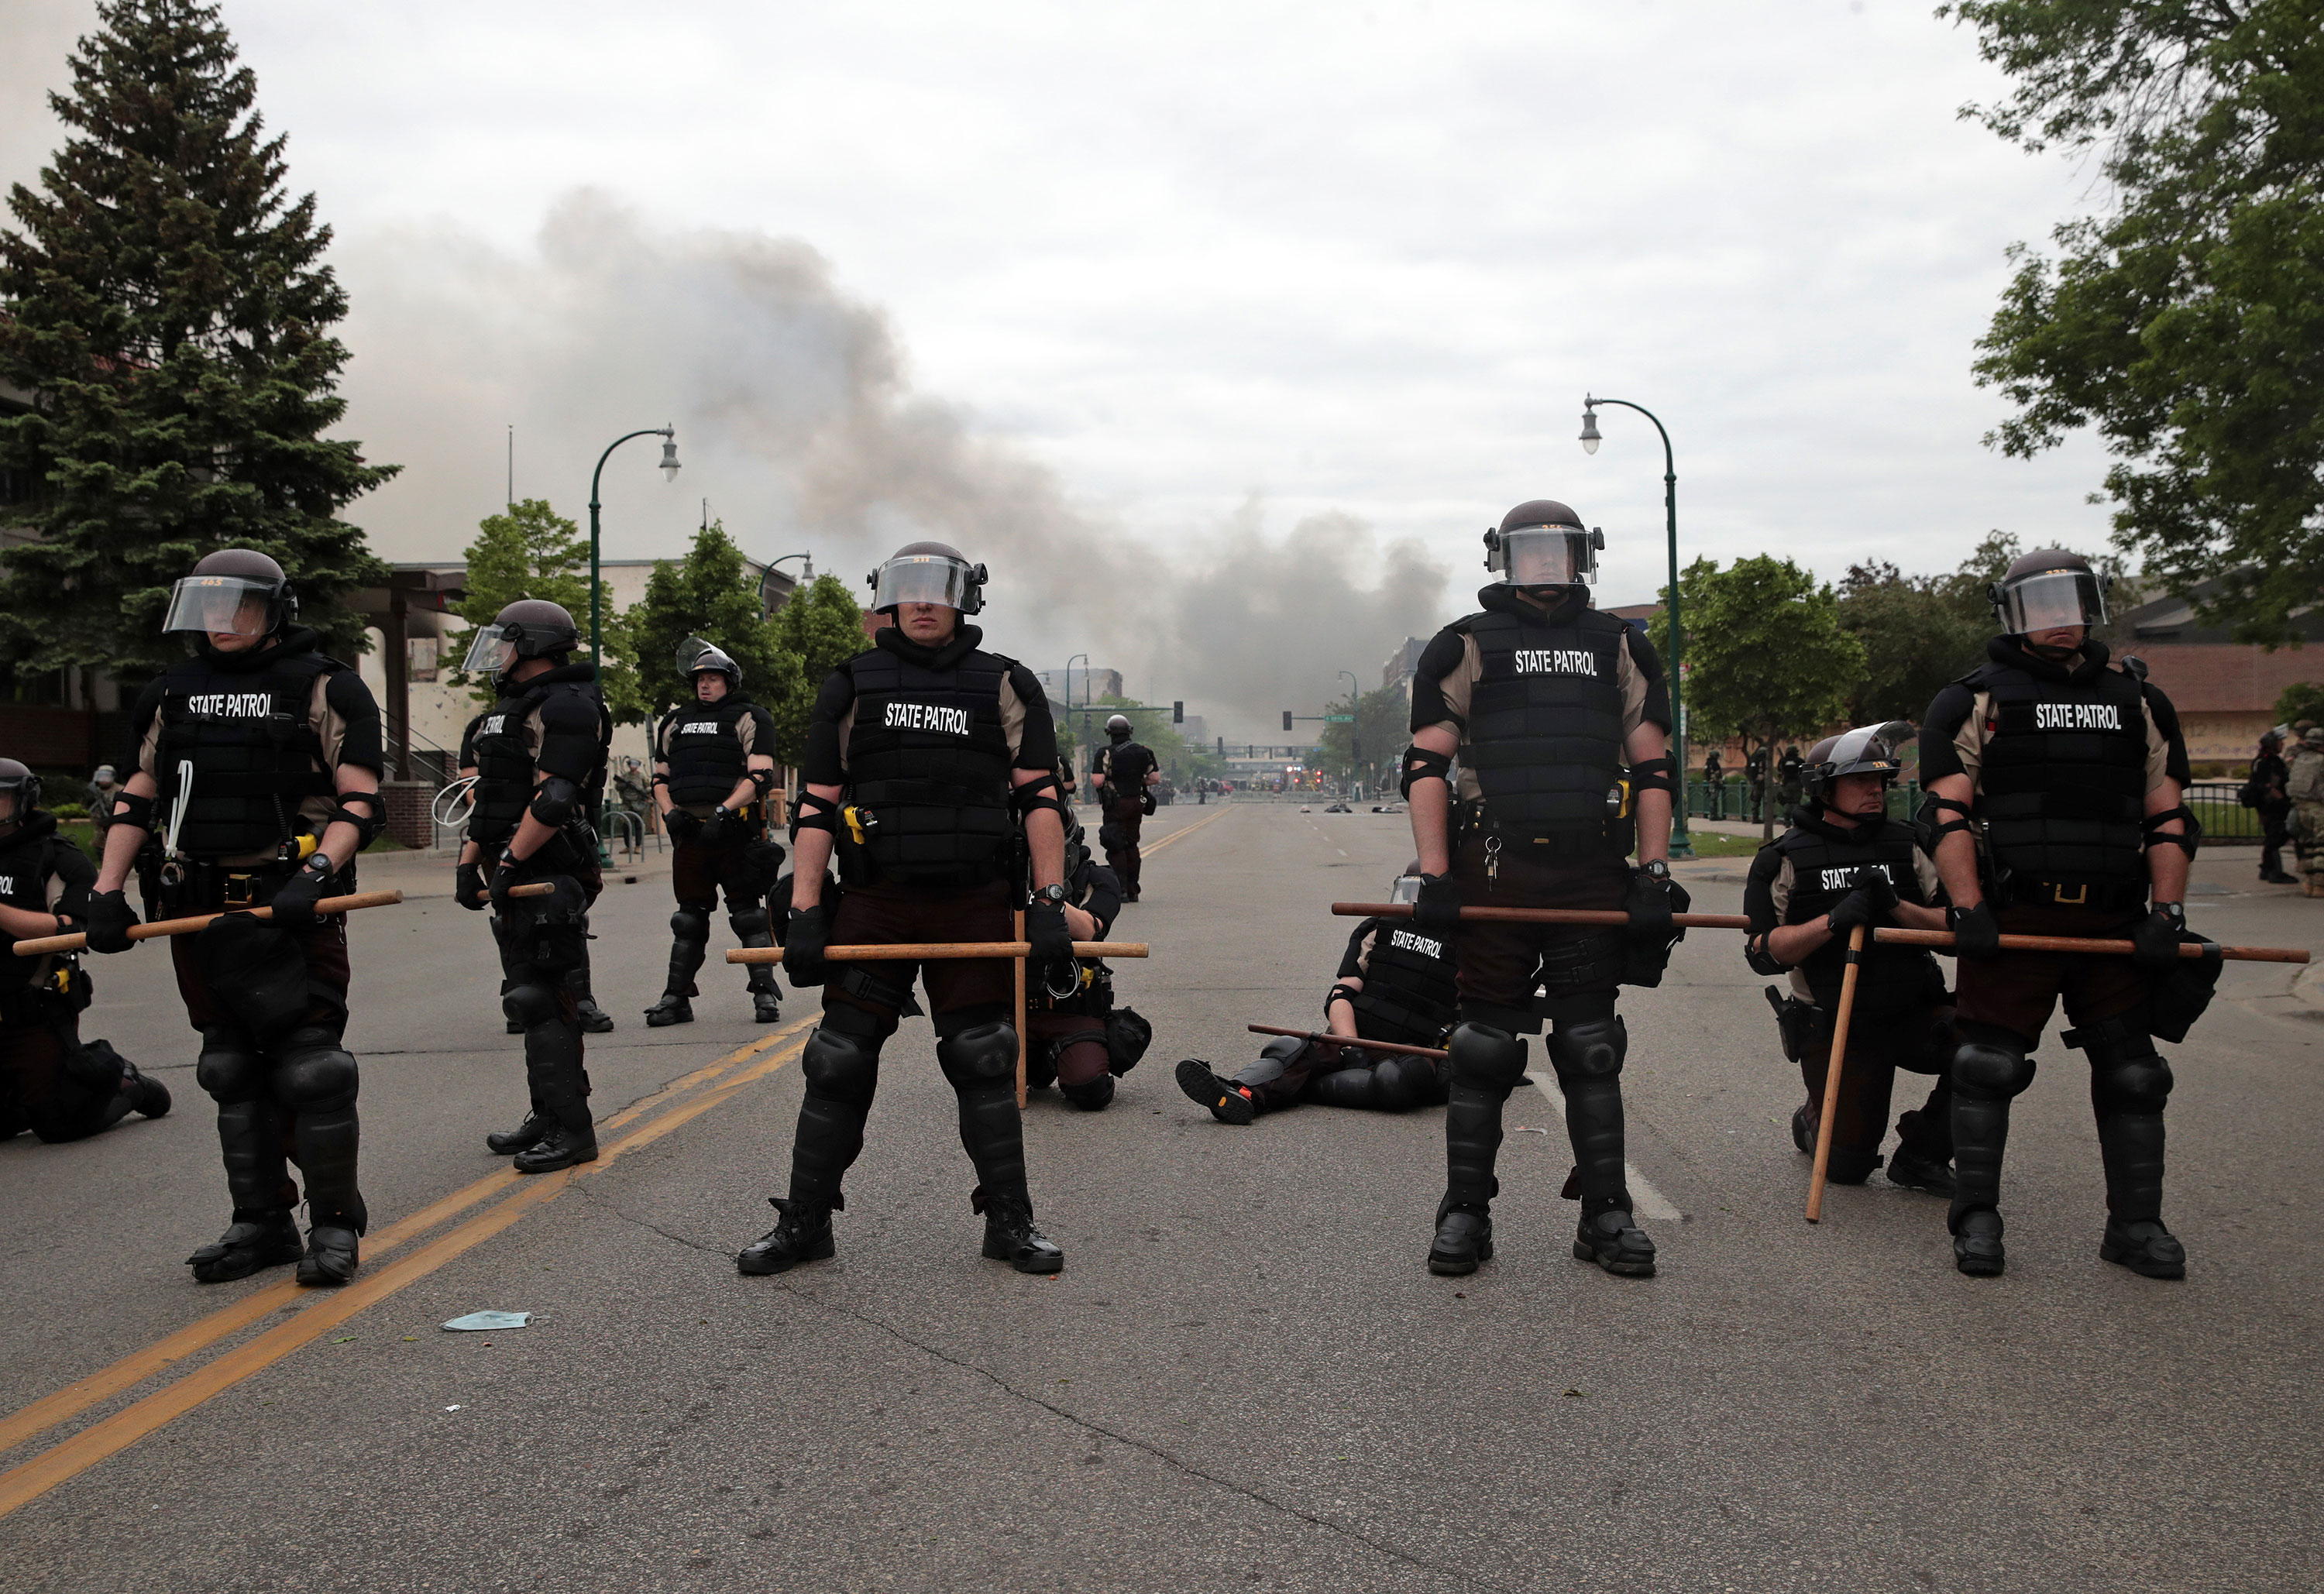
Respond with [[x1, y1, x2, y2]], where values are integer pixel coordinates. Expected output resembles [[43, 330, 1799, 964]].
[[1336, 849, 1346, 857], [1523, 1070, 1684, 1221]]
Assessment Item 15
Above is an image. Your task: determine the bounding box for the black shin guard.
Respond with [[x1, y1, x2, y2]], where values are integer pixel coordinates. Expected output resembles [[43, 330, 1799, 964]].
[[2082, 1028, 2172, 1222], [1549, 1013, 1630, 1216], [789, 1019, 884, 1205], [938, 1022, 1028, 1205], [196, 1027, 290, 1213], [1948, 1025, 2035, 1230], [1443, 1022, 1528, 1210], [731, 905, 779, 995], [274, 1028, 365, 1228]]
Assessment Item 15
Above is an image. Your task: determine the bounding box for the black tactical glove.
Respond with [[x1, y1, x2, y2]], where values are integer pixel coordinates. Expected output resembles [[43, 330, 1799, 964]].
[[1948, 902, 2003, 961], [1826, 890, 1877, 937], [1624, 865, 1676, 943], [1025, 900, 1074, 975], [84, 889, 138, 954], [782, 901, 831, 986], [700, 806, 738, 847], [2132, 903, 2189, 975], [1852, 864, 1899, 919], [1412, 873, 1461, 933], [665, 808, 703, 844], [1140, 789, 1157, 817], [266, 856, 334, 929], [455, 859, 487, 912]]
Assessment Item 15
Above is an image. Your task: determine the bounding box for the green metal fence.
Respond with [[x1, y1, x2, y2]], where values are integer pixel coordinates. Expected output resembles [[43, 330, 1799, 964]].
[[1686, 777, 2262, 841]]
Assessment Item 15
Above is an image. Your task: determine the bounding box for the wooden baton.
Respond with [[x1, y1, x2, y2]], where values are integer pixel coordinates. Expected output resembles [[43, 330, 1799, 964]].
[[1868, 926, 2307, 964], [1804, 923, 1865, 1225], [1246, 1022, 1448, 1060], [1013, 907, 1030, 1108], [1332, 902, 1752, 931], [725, 941, 1149, 965], [12, 889, 406, 957]]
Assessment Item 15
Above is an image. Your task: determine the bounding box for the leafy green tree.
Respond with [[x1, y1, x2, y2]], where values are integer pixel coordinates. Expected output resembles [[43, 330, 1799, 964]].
[[0, 0, 394, 683], [1948, 0, 2324, 643], [766, 572, 867, 764], [603, 520, 804, 736], [2275, 681, 2324, 726], [1315, 683, 1410, 791], [442, 498, 591, 703], [1654, 555, 1865, 837]]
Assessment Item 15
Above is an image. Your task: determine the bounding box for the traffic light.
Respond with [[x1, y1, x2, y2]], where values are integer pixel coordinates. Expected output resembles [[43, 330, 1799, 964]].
[[1172, 701, 1183, 723], [1282, 709, 1293, 732]]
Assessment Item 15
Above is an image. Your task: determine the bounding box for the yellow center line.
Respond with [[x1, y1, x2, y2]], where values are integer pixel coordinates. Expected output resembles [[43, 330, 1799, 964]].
[[0, 1017, 811, 1459], [0, 1024, 814, 1519], [1134, 803, 1236, 860]]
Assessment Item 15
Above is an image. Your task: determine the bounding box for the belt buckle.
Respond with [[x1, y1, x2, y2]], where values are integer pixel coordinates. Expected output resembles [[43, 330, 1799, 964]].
[[2051, 881, 2088, 906], [222, 872, 256, 908]]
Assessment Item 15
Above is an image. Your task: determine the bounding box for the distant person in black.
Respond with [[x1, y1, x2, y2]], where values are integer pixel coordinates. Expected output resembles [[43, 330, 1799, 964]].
[[1092, 715, 1160, 901], [2247, 731, 2295, 884], [1703, 747, 1724, 820], [1177, 867, 1456, 1122]]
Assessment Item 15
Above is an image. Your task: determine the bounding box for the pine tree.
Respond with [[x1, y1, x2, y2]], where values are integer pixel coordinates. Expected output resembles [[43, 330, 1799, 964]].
[[0, 0, 394, 686], [603, 521, 806, 736], [442, 499, 593, 703]]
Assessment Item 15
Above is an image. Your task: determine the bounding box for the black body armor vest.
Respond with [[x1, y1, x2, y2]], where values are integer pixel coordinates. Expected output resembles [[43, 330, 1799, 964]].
[[1967, 652, 2150, 890], [1774, 814, 1940, 1012], [843, 646, 1016, 887], [0, 816, 67, 996], [1350, 918, 1459, 1046], [1463, 603, 1630, 854], [663, 698, 755, 810], [467, 675, 607, 848], [152, 643, 339, 859]]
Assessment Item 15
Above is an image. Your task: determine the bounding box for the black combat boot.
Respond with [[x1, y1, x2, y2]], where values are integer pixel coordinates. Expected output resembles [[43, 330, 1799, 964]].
[[1885, 1143, 1955, 1197], [1573, 1201, 1656, 1276], [512, 1001, 597, 1173], [297, 1197, 367, 1288], [1431, 1022, 1527, 1275], [733, 907, 784, 1024], [1948, 1028, 2034, 1276], [644, 993, 693, 1027], [978, 1190, 1064, 1273], [1953, 1208, 2006, 1276], [188, 1208, 304, 1283], [648, 909, 708, 1026], [2099, 1218, 2186, 1280], [1888, 1084, 1954, 1196], [1427, 1200, 1493, 1276], [2087, 1031, 2181, 1279], [1175, 1057, 1255, 1125], [513, 1118, 597, 1173], [737, 1195, 836, 1274], [486, 1108, 554, 1156]]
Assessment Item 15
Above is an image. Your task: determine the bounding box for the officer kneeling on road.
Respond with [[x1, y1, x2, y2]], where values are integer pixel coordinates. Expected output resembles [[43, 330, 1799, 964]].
[[0, 757, 169, 1144], [1744, 724, 1956, 1196], [738, 541, 1076, 1276], [1402, 500, 1687, 1280], [88, 551, 384, 1287], [1177, 865, 1456, 1122], [1023, 809, 1147, 1111], [645, 638, 786, 1027], [453, 600, 614, 1176], [1920, 549, 2212, 1279]]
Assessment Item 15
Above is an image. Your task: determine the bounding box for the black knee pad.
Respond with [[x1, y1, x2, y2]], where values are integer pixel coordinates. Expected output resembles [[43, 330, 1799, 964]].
[[1951, 1025, 2035, 1101], [1062, 1074, 1116, 1111], [1371, 1055, 1437, 1112], [728, 905, 771, 941], [1825, 1148, 1882, 1185], [1259, 1035, 1307, 1067], [1548, 1015, 1628, 1080], [801, 1026, 880, 1104], [2091, 1039, 2173, 1115], [273, 1029, 359, 1113], [501, 981, 561, 1032], [670, 905, 711, 941], [194, 1027, 266, 1104], [1447, 1022, 1528, 1092], [937, 1022, 1019, 1089]]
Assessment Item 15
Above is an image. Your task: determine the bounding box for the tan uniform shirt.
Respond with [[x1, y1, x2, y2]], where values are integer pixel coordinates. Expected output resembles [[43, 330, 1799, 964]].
[[654, 708, 772, 819], [1419, 630, 1656, 802]]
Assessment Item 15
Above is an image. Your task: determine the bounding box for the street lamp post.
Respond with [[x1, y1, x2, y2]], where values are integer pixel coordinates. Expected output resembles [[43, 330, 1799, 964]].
[[1580, 395, 1692, 859], [1337, 668, 1360, 798], [587, 425, 681, 666]]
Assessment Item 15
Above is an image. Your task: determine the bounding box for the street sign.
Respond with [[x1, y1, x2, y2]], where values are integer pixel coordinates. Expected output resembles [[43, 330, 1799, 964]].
[[1322, 714, 1354, 723]]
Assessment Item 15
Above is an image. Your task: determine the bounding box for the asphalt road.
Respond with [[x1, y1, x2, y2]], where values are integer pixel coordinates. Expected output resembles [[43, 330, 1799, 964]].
[[4, 802, 2319, 1592]]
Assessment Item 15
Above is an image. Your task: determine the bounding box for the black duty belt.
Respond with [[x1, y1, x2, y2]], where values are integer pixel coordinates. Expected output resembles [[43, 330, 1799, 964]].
[[1999, 875, 2147, 912]]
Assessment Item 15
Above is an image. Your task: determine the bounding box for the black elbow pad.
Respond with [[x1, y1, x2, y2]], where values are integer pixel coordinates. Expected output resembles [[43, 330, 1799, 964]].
[[529, 776, 579, 827], [1399, 745, 1452, 799]]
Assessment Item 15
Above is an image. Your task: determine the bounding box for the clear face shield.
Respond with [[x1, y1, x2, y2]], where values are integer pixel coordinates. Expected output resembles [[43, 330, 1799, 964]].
[[461, 623, 517, 677], [1997, 569, 2108, 634], [1388, 874, 1425, 905], [871, 554, 980, 613], [161, 575, 277, 637], [1490, 524, 1595, 589]]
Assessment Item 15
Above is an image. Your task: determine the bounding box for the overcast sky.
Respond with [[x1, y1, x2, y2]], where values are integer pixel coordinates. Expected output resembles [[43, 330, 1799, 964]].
[[2, 0, 2123, 736]]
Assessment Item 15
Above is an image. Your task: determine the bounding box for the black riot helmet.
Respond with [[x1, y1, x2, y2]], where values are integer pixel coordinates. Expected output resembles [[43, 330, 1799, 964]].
[[677, 635, 742, 692], [462, 598, 579, 683], [867, 540, 986, 615], [1989, 548, 2112, 636], [1106, 714, 1132, 740], [1483, 500, 1602, 591], [1802, 722, 1913, 811], [162, 548, 298, 638], [0, 757, 40, 824]]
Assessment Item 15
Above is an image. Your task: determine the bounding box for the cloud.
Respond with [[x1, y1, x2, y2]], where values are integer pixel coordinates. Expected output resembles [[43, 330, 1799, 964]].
[[335, 193, 1445, 739]]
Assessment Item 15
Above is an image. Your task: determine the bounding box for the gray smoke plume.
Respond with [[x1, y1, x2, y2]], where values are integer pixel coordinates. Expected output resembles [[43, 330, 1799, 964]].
[[334, 191, 1452, 737]]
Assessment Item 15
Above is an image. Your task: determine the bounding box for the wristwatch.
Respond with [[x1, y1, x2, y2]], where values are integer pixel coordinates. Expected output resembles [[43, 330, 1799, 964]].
[[1031, 883, 1070, 909], [1639, 859, 1672, 884]]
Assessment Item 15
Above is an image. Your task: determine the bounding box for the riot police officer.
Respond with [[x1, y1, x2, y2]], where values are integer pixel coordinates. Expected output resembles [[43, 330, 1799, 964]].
[[1744, 726, 1955, 1194], [2247, 730, 2295, 885], [645, 639, 786, 1026], [1091, 713, 1160, 901], [1920, 549, 2206, 1278], [87, 551, 383, 1286], [1177, 865, 1456, 1122], [1023, 809, 1146, 1110], [1776, 744, 1806, 814], [737, 541, 1074, 1276], [1401, 501, 1686, 1278], [1703, 747, 1725, 821], [453, 599, 614, 1175], [0, 757, 168, 1142]]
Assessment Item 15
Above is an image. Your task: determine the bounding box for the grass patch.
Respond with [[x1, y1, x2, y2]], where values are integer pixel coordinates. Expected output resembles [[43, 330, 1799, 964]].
[[1673, 830, 1772, 860]]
